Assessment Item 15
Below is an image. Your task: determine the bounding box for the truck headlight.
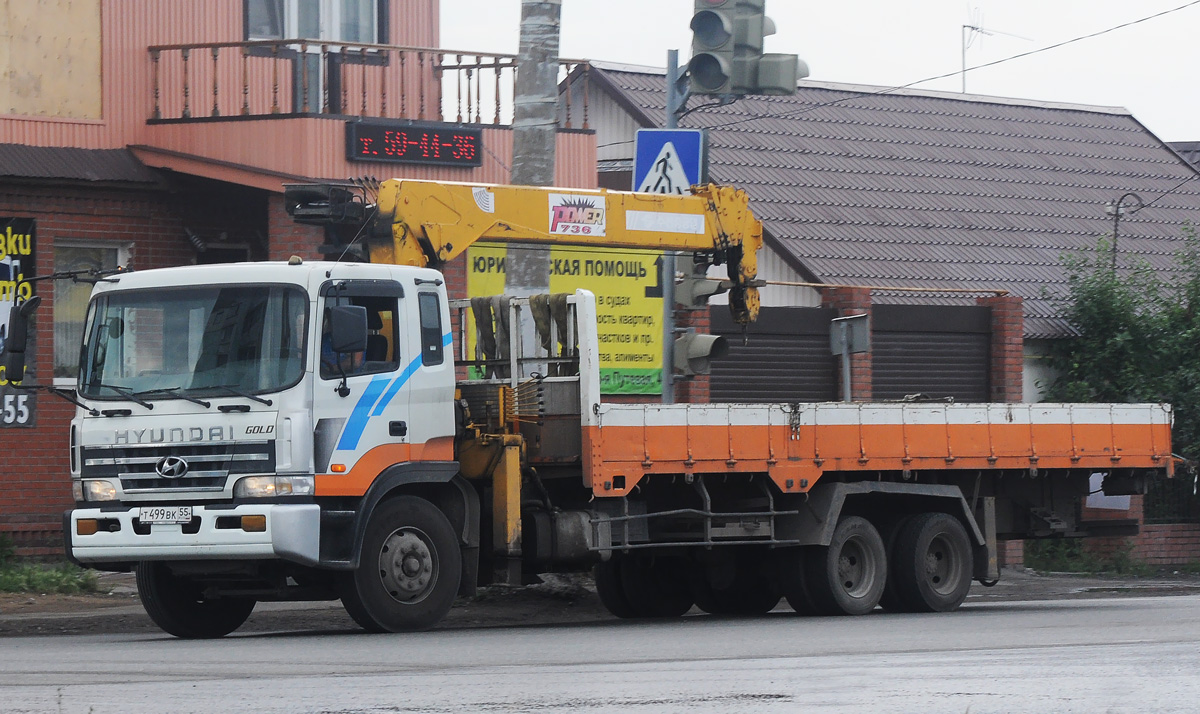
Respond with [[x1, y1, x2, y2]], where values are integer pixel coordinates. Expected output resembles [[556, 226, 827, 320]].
[[234, 475, 315, 498], [83, 480, 118, 502], [72, 480, 84, 502]]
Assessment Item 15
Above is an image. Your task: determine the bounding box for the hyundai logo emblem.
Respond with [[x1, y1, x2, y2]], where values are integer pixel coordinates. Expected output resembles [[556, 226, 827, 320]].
[[155, 456, 189, 479]]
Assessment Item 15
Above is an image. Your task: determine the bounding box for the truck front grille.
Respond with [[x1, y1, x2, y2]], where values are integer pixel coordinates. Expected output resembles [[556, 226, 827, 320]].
[[81, 441, 275, 492]]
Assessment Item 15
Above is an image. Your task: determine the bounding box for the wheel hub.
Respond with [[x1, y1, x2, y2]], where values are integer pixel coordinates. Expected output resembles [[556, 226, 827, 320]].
[[378, 528, 438, 603], [837, 537, 874, 597], [923, 534, 961, 596]]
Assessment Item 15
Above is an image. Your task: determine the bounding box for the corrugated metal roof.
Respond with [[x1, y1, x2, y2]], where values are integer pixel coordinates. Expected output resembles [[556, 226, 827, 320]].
[[592, 67, 1200, 339], [0, 144, 163, 184], [1171, 142, 1200, 168]]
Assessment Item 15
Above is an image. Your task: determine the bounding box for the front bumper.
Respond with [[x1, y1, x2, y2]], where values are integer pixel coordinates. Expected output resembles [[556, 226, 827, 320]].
[[68, 503, 321, 566]]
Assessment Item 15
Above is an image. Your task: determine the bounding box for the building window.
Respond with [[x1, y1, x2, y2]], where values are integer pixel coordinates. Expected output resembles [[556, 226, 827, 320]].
[[246, 0, 285, 39], [246, 0, 384, 43], [54, 243, 126, 383]]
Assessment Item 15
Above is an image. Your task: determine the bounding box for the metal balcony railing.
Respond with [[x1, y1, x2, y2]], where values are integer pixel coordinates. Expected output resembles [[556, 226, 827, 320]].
[[148, 40, 590, 128]]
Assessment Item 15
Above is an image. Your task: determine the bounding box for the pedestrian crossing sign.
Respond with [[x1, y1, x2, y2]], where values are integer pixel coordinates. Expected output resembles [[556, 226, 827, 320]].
[[633, 129, 707, 194]]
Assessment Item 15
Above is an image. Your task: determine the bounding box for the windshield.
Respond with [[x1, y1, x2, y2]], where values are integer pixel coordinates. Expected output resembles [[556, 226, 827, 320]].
[[78, 284, 308, 400]]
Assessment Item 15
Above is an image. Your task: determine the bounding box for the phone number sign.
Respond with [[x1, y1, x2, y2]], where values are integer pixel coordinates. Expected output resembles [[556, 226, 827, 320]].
[[346, 120, 483, 167], [1, 217, 36, 427]]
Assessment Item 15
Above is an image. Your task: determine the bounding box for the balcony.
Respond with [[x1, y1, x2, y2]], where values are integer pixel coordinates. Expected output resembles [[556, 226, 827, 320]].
[[148, 40, 592, 128]]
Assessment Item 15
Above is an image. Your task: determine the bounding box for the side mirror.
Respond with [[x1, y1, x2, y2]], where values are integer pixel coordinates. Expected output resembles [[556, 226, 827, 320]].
[[328, 305, 368, 354], [4, 296, 41, 383]]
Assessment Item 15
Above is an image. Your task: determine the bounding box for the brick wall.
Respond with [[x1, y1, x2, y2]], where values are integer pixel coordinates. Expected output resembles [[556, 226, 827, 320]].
[[267, 194, 325, 262], [820, 287, 872, 401], [1084, 496, 1200, 566], [0, 183, 194, 555], [978, 295, 1023, 403], [673, 303, 711, 404]]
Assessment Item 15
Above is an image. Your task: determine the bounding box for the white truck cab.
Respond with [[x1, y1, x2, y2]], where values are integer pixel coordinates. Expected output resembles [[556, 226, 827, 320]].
[[67, 259, 456, 570]]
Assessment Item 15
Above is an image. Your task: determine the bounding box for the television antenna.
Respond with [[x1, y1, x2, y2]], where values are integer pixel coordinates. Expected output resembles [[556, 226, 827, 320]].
[[961, 6, 1031, 93]]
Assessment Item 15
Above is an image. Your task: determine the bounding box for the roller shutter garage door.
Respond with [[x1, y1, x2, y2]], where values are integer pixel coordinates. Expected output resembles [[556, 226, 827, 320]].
[[871, 304, 990, 402], [710, 307, 837, 403]]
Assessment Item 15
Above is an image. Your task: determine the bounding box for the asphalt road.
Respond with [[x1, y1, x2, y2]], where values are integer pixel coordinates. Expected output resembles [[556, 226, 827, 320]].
[[3, 593, 1200, 714]]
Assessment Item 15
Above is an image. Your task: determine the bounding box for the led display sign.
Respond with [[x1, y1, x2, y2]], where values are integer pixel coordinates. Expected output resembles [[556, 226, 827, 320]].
[[346, 121, 483, 167]]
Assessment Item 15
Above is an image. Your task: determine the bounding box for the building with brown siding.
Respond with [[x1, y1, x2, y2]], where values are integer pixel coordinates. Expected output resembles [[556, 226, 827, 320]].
[[0, 0, 598, 554]]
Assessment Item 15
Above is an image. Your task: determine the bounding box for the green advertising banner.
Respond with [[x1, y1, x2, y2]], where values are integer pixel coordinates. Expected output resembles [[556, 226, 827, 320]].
[[467, 244, 664, 394]]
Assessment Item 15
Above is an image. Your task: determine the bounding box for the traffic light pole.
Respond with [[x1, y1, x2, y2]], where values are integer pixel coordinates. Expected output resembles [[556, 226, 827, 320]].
[[661, 49, 688, 404]]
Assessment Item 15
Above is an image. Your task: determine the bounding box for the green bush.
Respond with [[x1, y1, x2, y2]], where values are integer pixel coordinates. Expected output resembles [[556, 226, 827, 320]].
[[0, 561, 102, 595], [0, 533, 102, 594], [1025, 538, 1154, 576]]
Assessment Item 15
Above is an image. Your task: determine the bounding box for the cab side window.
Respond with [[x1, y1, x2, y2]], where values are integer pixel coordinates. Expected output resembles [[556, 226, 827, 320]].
[[418, 292, 444, 366], [320, 294, 400, 379]]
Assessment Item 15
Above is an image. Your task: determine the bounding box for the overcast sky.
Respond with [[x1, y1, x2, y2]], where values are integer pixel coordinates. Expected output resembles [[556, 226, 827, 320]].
[[441, 0, 1199, 142]]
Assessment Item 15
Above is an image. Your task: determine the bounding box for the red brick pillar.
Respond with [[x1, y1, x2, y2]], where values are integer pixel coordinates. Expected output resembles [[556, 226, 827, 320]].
[[977, 295, 1023, 403], [999, 540, 1025, 570], [821, 287, 872, 401], [674, 306, 711, 404], [267, 194, 326, 262]]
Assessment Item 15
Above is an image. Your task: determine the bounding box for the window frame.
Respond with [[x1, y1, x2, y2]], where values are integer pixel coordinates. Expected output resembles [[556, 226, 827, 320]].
[[52, 241, 131, 389]]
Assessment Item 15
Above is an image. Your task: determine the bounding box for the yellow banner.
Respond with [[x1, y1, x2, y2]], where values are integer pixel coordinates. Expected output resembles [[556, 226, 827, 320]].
[[466, 244, 664, 394]]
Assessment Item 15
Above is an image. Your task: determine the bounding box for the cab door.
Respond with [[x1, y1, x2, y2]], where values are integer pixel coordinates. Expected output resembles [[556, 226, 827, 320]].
[[312, 279, 409, 486]]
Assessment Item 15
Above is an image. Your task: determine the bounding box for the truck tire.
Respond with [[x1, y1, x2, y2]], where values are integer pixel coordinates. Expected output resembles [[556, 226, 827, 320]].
[[689, 553, 781, 616], [891, 512, 973, 613], [777, 547, 819, 615], [619, 554, 694, 618], [594, 556, 638, 619], [803, 516, 887, 616], [136, 562, 256, 639], [877, 515, 913, 612], [339, 496, 462, 632]]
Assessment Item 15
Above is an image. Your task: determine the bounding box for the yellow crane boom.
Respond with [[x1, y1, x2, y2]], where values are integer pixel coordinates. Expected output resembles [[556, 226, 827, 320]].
[[287, 179, 764, 323]]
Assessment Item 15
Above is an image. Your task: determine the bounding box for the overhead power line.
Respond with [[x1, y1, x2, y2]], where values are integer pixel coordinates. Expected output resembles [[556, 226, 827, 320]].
[[702, 0, 1200, 131]]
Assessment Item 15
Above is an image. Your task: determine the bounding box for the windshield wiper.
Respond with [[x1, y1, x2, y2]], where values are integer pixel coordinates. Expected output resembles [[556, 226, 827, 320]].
[[134, 387, 212, 408], [209, 384, 273, 406], [88, 383, 153, 409]]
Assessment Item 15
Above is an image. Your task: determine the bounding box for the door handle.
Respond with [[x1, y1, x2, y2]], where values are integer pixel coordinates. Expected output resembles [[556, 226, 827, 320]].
[[389, 421, 408, 437]]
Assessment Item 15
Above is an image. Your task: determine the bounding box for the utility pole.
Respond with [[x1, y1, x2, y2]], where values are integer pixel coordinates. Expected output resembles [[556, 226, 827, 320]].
[[507, 0, 561, 296], [660, 49, 687, 404]]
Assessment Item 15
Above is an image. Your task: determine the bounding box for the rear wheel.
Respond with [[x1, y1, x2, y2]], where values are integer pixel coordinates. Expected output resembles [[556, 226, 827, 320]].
[[804, 516, 887, 616], [690, 551, 781, 616], [877, 515, 913, 612], [594, 556, 638, 619], [777, 547, 819, 615], [339, 496, 462, 632], [619, 554, 694, 618], [136, 562, 256, 639], [891, 512, 973, 613]]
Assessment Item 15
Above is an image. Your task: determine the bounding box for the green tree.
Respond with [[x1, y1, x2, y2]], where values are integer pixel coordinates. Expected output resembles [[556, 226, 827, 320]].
[[1048, 228, 1200, 522]]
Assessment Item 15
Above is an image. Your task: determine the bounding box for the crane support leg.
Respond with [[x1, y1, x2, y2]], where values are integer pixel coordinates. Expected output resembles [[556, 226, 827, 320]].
[[492, 435, 524, 585]]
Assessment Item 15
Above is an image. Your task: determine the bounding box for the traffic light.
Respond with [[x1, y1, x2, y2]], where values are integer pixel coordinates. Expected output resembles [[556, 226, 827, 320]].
[[687, 0, 806, 98], [688, 0, 736, 95], [675, 265, 728, 308], [674, 330, 728, 376]]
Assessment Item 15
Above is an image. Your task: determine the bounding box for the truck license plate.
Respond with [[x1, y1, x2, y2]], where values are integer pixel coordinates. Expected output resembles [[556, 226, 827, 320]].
[[139, 506, 193, 524]]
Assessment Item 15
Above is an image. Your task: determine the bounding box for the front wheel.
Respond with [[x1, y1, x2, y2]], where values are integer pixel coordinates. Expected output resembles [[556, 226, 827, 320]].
[[339, 496, 462, 632], [136, 562, 256, 639]]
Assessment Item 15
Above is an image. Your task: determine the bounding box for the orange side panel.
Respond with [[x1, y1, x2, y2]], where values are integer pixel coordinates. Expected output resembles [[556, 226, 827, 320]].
[[315, 438, 460, 497], [585, 421, 1172, 498]]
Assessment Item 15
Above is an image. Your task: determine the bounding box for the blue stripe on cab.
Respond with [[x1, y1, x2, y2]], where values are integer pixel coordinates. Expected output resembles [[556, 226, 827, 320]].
[[372, 355, 422, 417], [336, 376, 390, 451]]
